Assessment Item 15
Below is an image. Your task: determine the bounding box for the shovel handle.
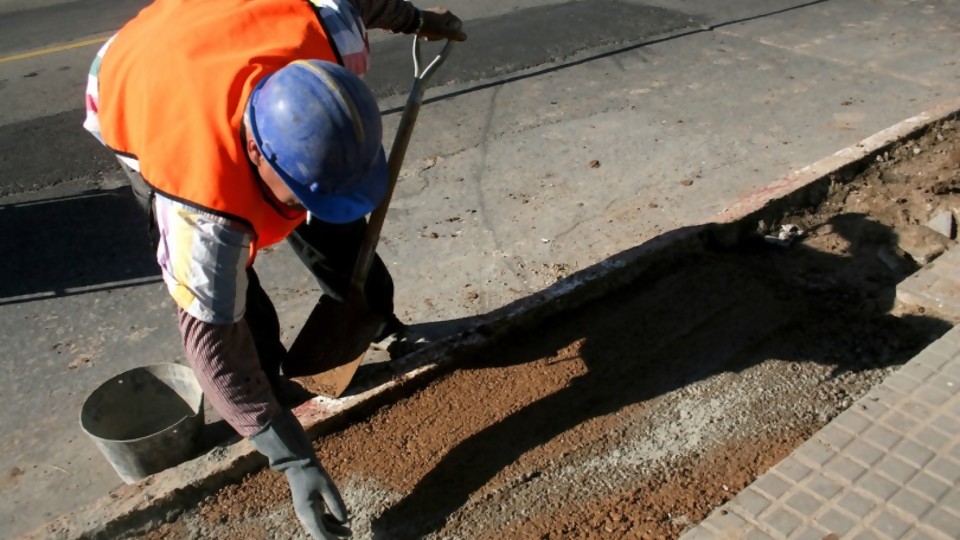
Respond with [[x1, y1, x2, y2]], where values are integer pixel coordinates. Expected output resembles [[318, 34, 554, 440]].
[[413, 38, 455, 87], [349, 38, 455, 291]]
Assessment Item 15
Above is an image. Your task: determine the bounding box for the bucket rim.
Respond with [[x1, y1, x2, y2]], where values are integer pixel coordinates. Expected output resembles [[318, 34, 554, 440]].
[[79, 363, 204, 443]]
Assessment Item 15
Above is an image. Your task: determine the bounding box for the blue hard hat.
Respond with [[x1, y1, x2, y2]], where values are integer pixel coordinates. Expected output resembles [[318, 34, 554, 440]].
[[246, 60, 388, 224]]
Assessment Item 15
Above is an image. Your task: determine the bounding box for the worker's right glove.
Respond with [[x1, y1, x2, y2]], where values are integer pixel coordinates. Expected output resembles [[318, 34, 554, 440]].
[[418, 8, 467, 42], [250, 409, 351, 539]]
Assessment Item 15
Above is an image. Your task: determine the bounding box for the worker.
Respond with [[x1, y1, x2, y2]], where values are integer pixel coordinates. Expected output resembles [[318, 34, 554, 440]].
[[81, 0, 466, 538]]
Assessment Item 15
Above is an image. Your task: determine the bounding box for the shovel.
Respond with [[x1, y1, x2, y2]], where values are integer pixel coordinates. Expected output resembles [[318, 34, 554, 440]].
[[281, 37, 455, 397]]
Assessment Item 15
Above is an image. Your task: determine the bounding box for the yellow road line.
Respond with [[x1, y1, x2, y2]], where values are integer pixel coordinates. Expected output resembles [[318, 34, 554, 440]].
[[0, 37, 108, 65]]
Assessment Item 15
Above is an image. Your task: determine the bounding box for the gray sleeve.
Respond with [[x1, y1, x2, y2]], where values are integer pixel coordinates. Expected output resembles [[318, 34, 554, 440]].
[[177, 307, 280, 438], [348, 0, 419, 32]]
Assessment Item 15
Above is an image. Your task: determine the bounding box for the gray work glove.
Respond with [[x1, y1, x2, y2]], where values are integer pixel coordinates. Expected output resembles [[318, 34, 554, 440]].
[[250, 409, 351, 539], [418, 8, 467, 42]]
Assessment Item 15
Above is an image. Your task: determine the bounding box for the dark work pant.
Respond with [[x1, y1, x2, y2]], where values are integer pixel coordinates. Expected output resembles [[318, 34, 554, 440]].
[[243, 268, 287, 382], [122, 162, 160, 251], [286, 217, 396, 319], [121, 163, 396, 381]]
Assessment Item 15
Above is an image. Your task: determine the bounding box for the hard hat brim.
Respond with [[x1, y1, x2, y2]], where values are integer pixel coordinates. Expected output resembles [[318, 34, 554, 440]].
[[287, 148, 389, 225]]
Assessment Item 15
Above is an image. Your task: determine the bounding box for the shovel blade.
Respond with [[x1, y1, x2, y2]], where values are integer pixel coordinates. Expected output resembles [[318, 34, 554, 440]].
[[282, 294, 383, 397]]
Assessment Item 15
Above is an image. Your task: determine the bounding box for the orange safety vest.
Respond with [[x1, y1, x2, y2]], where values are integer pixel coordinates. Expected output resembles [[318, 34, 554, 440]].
[[98, 0, 342, 260]]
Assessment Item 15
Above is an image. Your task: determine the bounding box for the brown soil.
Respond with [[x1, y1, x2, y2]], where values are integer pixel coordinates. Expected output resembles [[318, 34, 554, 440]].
[[136, 120, 959, 540]]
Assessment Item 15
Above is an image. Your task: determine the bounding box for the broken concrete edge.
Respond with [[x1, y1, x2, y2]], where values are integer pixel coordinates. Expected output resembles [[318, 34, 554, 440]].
[[21, 97, 960, 540], [714, 96, 960, 242], [896, 246, 960, 319]]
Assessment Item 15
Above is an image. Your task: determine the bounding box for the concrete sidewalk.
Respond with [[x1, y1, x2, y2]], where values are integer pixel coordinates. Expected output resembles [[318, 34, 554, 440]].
[[682, 252, 960, 540], [2, 0, 959, 537]]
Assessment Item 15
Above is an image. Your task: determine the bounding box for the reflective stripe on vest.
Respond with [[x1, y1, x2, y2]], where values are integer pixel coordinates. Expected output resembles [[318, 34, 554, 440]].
[[98, 0, 342, 259]]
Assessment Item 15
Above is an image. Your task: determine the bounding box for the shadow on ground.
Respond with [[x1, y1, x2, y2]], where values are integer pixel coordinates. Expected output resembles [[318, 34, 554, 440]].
[[368, 212, 953, 538], [0, 186, 160, 303]]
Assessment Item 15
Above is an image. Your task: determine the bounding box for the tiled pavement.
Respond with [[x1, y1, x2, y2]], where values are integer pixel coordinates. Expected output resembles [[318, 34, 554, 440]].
[[681, 247, 960, 540]]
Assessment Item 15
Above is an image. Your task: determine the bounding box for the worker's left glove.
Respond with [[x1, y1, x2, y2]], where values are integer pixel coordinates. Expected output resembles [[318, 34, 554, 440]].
[[250, 409, 351, 539]]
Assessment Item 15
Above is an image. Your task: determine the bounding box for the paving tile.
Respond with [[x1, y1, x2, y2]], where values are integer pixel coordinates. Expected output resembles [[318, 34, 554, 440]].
[[754, 473, 793, 500], [743, 528, 776, 540], [876, 454, 921, 485], [692, 322, 960, 540], [776, 457, 813, 485], [931, 414, 960, 437], [860, 401, 892, 421], [679, 526, 716, 540], [815, 508, 857, 537], [921, 339, 956, 362], [949, 395, 960, 416], [885, 375, 924, 396], [917, 349, 952, 371], [922, 507, 960, 538], [788, 527, 829, 540], [915, 387, 952, 408], [900, 400, 935, 423], [795, 440, 836, 469], [835, 409, 874, 435], [914, 426, 952, 453], [888, 489, 935, 519], [732, 487, 773, 518], [926, 331, 960, 352], [897, 363, 937, 384], [936, 488, 960, 513], [858, 473, 900, 503], [905, 472, 951, 503], [823, 454, 868, 485], [846, 438, 887, 467], [949, 442, 960, 462], [881, 409, 921, 436], [926, 456, 960, 485], [701, 509, 749, 536], [893, 438, 935, 469], [868, 510, 912, 540], [760, 506, 802, 538], [834, 490, 875, 518], [817, 426, 855, 452], [864, 424, 903, 452], [942, 360, 960, 379], [803, 474, 844, 503], [870, 384, 907, 407], [785, 489, 822, 516], [901, 530, 942, 540], [930, 373, 959, 392]]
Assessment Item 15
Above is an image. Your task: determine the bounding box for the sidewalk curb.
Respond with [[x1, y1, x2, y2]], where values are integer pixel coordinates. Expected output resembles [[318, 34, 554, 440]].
[[21, 97, 960, 540]]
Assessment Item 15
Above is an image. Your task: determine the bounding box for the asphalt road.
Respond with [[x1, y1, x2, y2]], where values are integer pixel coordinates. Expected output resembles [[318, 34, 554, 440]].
[[0, 0, 838, 197], [0, 0, 704, 196]]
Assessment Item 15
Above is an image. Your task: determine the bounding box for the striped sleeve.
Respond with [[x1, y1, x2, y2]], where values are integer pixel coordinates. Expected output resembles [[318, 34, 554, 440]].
[[310, 0, 371, 75], [82, 35, 116, 144], [177, 308, 279, 437], [155, 194, 253, 325]]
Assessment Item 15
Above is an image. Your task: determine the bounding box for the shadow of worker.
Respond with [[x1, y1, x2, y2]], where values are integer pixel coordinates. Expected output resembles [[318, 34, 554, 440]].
[[0, 185, 160, 304], [370, 213, 952, 538]]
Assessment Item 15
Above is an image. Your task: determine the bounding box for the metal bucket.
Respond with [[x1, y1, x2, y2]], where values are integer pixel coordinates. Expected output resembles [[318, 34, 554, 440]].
[[80, 363, 204, 484]]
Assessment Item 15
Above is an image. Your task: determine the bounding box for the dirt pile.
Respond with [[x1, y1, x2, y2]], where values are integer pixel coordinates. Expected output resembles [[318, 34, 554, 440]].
[[136, 120, 959, 540]]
